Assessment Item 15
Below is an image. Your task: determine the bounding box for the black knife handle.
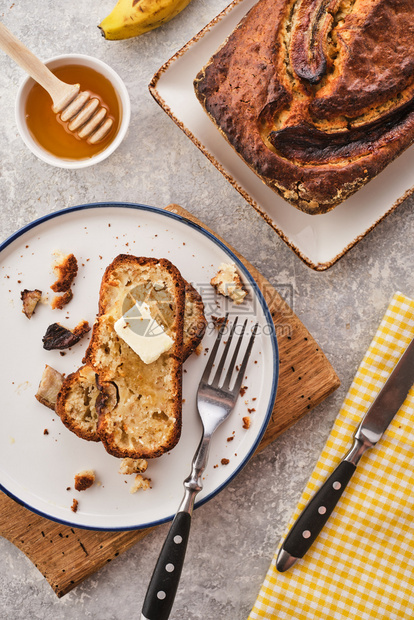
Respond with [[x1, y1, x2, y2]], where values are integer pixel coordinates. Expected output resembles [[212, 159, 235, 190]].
[[141, 511, 191, 620], [282, 460, 356, 559]]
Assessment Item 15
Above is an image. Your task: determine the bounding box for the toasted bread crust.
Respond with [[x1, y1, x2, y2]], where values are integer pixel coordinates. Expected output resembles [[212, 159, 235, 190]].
[[182, 282, 207, 359], [56, 365, 101, 441]]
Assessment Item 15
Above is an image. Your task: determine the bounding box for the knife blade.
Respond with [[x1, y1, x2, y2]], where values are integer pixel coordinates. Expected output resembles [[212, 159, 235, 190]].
[[276, 337, 414, 572]]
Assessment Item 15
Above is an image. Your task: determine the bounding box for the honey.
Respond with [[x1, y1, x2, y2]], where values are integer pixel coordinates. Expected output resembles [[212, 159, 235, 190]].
[[24, 64, 121, 161]]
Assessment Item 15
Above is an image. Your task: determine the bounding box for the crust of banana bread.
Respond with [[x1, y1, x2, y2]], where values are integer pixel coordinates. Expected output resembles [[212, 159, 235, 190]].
[[57, 365, 101, 441]]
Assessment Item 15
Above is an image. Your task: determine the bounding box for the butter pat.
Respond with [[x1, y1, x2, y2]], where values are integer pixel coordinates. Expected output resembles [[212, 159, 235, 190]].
[[114, 301, 173, 364]]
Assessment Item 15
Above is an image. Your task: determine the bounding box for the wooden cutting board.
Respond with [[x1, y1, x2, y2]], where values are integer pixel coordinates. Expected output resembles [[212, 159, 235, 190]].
[[0, 204, 340, 597]]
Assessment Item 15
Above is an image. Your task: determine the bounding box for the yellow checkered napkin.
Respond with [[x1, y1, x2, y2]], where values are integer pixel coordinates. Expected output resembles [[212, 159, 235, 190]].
[[249, 292, 414, 620]]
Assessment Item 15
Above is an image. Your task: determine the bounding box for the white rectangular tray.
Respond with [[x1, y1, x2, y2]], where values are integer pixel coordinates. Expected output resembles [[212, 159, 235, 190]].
[[149, 0, 414, 270]]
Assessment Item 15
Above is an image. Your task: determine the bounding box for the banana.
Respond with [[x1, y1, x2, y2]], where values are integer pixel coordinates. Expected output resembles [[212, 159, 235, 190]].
[[99, 0, 194, 40]]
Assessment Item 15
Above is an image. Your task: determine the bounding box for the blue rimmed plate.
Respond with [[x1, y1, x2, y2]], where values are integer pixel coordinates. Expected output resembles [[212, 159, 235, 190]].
[[0, 202, 278, 530]]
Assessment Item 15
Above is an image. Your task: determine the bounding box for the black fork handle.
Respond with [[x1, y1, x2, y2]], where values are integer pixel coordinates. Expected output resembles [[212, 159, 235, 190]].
[[141, 511, 191, 620]]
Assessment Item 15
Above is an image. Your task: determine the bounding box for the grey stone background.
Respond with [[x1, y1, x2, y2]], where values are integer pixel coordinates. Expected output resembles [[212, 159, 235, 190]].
[[0, 1, 413, 618]]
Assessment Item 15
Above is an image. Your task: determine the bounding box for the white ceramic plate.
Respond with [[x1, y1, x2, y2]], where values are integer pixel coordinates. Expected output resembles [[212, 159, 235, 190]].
[[0, 203, 278, 530], [149, 0, 414, 271]]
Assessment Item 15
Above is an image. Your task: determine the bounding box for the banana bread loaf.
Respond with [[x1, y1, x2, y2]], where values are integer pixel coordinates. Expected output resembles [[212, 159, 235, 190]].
[[194, 0, 414, 214]]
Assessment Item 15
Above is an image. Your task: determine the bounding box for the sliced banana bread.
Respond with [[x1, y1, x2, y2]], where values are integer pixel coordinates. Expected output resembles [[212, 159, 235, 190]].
[[56, 255, 206, 459]]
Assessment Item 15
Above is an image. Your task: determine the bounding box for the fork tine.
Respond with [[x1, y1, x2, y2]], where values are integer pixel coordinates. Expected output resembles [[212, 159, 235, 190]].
[[229, 322, 258, 395], [221, 318, 247, 390], [210, 317, 239, 387], [200, 313, 229, 383]]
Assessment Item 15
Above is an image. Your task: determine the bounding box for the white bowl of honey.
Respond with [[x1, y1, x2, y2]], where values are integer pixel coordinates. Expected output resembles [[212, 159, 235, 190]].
[[15, 54, 130, 168]]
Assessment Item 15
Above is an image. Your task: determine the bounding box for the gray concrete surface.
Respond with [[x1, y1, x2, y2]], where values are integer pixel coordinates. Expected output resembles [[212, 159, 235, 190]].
[[0, 1, 413, 619]]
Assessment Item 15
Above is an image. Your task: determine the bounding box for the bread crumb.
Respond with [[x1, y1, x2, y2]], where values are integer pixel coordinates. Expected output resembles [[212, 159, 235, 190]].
[[35, 365, 64, 410], [119, 458, 148, 475], [221, 458, 230, 465], [211, 263, 247, 304], [51, 252, 78, 293], [51, 290, 73, 310], [42, 320, 90, 350], [242, 416, 251, 429], [74, 470, 95, 491], [21, 289, 42, 318], [71, 498, 79, 513], [211, 315, 228, 329], [130, 474, 151, 493]]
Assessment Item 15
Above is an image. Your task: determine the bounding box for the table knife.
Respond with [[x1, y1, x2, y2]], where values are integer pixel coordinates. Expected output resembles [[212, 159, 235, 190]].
[[276, 337, 414, 572]]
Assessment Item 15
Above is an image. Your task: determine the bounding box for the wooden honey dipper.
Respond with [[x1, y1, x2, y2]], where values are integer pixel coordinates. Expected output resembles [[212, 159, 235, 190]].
[[0, 21, 113, 144]]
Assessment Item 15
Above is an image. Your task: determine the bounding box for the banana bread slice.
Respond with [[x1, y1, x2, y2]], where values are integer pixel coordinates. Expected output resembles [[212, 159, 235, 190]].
[[56, 256, 206, 459]]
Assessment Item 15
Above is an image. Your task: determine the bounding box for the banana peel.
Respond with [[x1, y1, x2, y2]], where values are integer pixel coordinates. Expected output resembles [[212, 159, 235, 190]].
[[99, 0, 194, 40]]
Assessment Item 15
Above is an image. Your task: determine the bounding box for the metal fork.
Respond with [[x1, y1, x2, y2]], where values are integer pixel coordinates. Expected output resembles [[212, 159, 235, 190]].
[[141, 315, 258, 620]]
